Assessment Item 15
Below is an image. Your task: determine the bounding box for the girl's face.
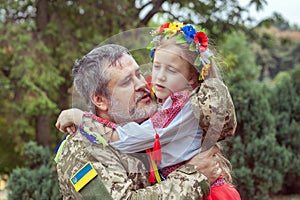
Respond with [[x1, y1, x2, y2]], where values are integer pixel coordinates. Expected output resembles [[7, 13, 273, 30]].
[[152, 46, 194, 101]]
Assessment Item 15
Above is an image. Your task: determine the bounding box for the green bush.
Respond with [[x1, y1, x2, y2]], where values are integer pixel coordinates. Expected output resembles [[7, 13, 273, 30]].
[[7, 141, 61, 200], [269, 69, 300, 194], [221, 31, 292, 199]]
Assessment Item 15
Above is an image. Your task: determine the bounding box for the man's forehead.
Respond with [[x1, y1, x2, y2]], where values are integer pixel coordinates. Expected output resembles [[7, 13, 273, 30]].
[[107, 55, 139, 84], [110, 54, 139, 73], [116, 54, 137, 68]]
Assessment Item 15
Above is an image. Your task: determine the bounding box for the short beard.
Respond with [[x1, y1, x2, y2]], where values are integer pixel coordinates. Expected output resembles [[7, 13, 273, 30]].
[[108, 96, 157, 124]]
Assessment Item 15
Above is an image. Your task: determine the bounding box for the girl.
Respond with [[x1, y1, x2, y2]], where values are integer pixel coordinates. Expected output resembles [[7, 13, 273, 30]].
[[56, 22, 240, 199]]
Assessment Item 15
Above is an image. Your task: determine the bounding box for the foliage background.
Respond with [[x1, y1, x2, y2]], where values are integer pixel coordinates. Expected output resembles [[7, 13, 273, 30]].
[[0, 0, 300, 199]]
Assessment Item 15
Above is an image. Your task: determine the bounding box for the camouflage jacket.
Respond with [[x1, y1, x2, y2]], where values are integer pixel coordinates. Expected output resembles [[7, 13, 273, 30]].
[[190, 78, 237, 150], [56, 114, 210, 200]]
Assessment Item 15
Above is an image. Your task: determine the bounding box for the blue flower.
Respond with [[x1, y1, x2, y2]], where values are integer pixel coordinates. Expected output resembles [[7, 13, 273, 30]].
[[150, 48, 155, 58], [149, 47, 156, 62], [180, 25, 196, 39], [183, 35, 194, 43]]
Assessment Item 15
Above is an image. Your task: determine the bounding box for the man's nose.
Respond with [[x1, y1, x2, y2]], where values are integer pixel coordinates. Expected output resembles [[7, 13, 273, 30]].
[[134, 76, 147, 91]]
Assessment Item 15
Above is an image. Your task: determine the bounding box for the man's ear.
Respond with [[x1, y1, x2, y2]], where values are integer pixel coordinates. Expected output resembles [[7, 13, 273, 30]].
[[91, 94, 109, 112]]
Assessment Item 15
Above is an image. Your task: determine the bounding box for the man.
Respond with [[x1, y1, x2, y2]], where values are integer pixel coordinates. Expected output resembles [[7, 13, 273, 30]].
[[56, 44, 220, 199]]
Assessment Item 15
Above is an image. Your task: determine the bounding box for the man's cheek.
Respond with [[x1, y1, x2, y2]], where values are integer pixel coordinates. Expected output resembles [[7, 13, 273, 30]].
[[135, 101, 144, 109], [123, 95, 136, 112]]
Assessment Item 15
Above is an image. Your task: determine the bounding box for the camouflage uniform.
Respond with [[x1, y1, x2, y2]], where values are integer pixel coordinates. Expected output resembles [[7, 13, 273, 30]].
[[190, 78, 237, 150], [56, 114, 210, 200]]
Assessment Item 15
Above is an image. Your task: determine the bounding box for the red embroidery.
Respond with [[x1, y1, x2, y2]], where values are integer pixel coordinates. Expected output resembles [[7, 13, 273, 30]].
[[83, 112, 117, 129], [150, 91, 190, 128], [160, 162, 186, 178], [211, 175, 226, 187]]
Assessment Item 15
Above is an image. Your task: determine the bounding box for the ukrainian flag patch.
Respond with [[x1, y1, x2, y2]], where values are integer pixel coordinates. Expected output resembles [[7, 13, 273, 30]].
[[70, 162, 98, 192]]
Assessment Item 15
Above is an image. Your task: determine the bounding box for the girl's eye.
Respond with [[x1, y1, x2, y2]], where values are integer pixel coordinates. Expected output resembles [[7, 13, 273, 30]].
[[153, 64, 160, 69], [167, 67, 177, 73]]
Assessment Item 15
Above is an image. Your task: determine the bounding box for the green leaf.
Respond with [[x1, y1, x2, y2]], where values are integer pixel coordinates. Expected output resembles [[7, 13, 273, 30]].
[[189, 42, 196, 52], [165, 31, 177, 39], [176, 34, 186, 44], [146, 41, 155, 50], [194, 55, 201, 66]]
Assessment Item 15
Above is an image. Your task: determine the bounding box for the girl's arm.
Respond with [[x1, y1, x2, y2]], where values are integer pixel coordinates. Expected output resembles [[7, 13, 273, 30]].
[[55, 93, 200, 154], [56, 108, 84, 134], [190, 78, 237, 150], [111, 99, 200, 153]]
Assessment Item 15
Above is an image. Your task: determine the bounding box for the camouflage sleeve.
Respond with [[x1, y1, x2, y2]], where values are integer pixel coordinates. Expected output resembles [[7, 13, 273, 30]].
[[56, 131, 210, 199], [190, 78, 237, 150], [128, 164, 210, 200]]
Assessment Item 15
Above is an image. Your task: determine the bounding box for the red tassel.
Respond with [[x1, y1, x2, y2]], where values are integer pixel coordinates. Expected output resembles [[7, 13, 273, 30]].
[[146, 75, 152, 91], [148, 163, 156, 184], [146, 149, 156, 184], [152, 133, 162, 166]]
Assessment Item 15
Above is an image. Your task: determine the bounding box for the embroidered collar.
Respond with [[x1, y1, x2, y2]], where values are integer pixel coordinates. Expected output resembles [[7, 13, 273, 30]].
[[83, 112, 117, 129], [150, 91, 190, 128]]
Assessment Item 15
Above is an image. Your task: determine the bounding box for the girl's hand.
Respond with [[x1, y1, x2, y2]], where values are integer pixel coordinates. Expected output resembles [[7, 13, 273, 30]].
[[65, 124, 77, 135], [55, 108, 84, 134]]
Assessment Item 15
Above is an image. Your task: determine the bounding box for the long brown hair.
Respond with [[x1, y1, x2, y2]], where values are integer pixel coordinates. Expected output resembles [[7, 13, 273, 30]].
[[215, 142, 233, 184]]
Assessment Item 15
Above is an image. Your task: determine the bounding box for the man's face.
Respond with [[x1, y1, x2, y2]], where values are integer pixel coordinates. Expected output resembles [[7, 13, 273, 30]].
[[107, 54, 157, 124]]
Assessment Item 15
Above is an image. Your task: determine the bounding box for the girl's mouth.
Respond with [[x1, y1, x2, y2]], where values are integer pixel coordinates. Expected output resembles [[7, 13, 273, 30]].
[[154, 84, 165, 91]]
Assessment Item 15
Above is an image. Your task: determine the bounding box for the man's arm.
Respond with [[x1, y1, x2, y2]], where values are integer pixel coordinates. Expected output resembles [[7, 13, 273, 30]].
[[128, 164, 210, 199], [56, 132, 213, 200]]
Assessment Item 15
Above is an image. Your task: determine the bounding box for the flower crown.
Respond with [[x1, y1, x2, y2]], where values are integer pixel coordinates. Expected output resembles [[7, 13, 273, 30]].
[[147, 22, 212, 80]]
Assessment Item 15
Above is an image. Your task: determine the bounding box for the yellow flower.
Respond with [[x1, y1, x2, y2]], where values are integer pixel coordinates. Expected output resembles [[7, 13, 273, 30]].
[[200, 64, 211, 80], [168, 22, 183, 31]]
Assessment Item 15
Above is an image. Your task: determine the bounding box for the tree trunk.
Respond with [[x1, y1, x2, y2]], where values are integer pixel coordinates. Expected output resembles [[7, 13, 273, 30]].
[[35, 0, 51, 147], [58, 72, 71, 110], [36, 0, 49, 32], [35, 115, 51, 147], [137, 0, 165, 27]]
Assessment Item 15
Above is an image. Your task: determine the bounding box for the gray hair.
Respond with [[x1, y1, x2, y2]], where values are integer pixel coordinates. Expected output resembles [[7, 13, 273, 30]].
[[72, 44, 130, 113]]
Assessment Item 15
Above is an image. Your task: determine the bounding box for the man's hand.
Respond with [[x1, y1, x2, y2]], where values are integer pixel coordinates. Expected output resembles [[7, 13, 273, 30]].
[[55, 108, 84, 134], [187, 145, 221, 184]]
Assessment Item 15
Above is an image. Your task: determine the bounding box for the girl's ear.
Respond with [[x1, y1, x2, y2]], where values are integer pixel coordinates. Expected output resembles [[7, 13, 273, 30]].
[[188, 71, 199, 87], [91, 94, 109, 112]]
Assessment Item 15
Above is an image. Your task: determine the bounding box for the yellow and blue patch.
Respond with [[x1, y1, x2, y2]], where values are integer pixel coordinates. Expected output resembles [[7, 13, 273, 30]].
[[70, 162, 98, 192]]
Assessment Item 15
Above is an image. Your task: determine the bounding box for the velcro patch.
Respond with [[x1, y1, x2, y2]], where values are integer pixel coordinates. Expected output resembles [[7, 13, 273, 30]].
[[70, 162, 98, 192]]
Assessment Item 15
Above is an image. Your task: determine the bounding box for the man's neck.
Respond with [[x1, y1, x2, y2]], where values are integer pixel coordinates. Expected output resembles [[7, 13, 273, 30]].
[[97, 111, 112, 122]]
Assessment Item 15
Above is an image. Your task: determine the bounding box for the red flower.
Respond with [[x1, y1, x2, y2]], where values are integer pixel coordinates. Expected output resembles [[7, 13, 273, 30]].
[[159, 22, 170, 31], [194, 31, 208, 52]]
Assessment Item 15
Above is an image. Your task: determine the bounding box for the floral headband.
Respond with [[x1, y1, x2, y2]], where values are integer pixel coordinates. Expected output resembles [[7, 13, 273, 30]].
[[147, 22, 212, 80]]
